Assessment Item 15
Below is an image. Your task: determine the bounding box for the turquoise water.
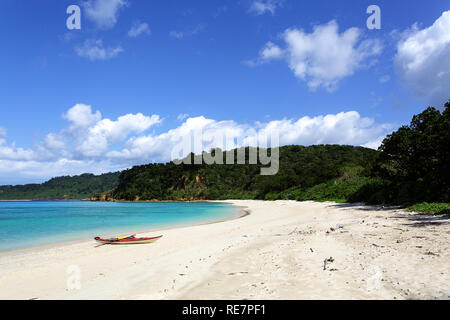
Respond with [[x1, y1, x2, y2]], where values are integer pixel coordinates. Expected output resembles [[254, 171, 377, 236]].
[[0, 201, 239, 252]]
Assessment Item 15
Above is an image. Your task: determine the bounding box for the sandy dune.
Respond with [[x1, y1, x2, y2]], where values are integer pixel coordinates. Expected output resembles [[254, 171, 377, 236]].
[[0, 200, 448, 300]]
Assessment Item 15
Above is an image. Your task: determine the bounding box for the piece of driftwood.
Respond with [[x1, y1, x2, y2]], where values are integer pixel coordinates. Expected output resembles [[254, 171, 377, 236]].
[[323, 257, 335, 270]]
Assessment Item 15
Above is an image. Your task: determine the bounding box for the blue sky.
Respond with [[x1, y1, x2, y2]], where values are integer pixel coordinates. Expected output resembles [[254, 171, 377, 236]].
[[0, 0, 449, 184]]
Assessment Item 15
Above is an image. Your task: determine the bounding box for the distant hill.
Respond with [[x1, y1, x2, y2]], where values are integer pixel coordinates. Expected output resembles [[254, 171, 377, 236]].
[[108, 145, 379, 201], [0, 172, 120, 200], [104, 101, 450, 209], [0, 145, 378, 202]]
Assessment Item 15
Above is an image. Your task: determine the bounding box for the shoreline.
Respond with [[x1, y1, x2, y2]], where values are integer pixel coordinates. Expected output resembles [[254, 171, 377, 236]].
[[0, 199, 213, 202], [0, 200, 448, 300], [0, 203, 249, 258]]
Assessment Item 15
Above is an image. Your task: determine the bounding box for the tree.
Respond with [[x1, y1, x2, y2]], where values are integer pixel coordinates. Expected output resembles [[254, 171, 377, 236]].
[[377, 101, 450, 202]]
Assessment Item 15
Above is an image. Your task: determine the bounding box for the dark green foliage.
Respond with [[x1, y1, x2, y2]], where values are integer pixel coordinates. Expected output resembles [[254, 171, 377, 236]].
[[111, 145, 378, 201], [354, 101, 450, 205], [0, 172, 120, 200]]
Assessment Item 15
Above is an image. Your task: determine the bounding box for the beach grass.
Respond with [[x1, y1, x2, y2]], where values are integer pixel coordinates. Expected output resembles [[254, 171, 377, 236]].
[[407, 202, 450, 216]]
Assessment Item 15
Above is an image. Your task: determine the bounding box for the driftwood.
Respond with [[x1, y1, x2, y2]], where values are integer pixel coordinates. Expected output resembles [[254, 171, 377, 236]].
[[323, 257, 335, 270]]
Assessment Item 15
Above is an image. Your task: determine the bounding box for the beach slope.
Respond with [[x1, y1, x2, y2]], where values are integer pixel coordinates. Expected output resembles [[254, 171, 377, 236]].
[[0, 200, 448, 300]]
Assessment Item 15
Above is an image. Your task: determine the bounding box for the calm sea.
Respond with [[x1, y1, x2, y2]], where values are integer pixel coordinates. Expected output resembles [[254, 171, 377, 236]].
[[0, 201, 239, 252]]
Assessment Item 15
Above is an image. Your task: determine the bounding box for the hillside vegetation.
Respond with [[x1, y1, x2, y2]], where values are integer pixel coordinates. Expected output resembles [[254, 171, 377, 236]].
[[110, 145, 378, 201], [365, 102, 450, 205], [108, 101, 450, 214], [0, 172, 120, 200]]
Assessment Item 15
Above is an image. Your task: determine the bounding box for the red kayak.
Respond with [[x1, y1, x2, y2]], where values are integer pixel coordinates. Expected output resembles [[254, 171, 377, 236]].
[[94, 235, 163, 245]]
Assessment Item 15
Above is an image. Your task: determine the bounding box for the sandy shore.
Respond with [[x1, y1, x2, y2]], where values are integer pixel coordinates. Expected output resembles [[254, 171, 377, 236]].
[[0, 200, 448, 300]]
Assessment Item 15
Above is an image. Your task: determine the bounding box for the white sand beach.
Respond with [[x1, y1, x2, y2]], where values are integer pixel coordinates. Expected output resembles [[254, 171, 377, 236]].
[[0, 200, 448, 300]]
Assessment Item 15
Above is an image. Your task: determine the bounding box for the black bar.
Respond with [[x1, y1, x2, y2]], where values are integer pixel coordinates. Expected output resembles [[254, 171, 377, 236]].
[[0, 300, 443, 319]]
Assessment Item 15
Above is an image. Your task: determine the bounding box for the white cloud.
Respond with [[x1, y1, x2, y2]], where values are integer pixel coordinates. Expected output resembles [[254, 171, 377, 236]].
[[75, 39, 123, 61], [128, 22, 151, 38], [63, 104, 102, 127], [177, 113, 189, 122], [246, 41, 284, 66], [394, 10, 450, 106], [59, 104, 161, 158], [0, 138, 35, 161], [106, 117, 245, 161], [108, 111, 392, 162], [379, 75, 390, 83], [0, 127, 7, 138], [169, 31, 184, 39], [169, 24, 205, 39], [77, 113, 161, 157], [253, 20, 383, 91], [362, 136, 386, 150], [256, 112, 390, 147], [249, 0, 283, 16], [0, 105, 392, 184], [260, 41, 284, 60], [83, 0, 127, 29], [44, 133, 66, 150]]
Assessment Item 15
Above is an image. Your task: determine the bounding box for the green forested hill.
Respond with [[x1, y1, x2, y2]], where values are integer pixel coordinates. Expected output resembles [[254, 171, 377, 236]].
[[109, 101, 450, 215], [0, 172, 120, 200], [111, 145, 379, 201]]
